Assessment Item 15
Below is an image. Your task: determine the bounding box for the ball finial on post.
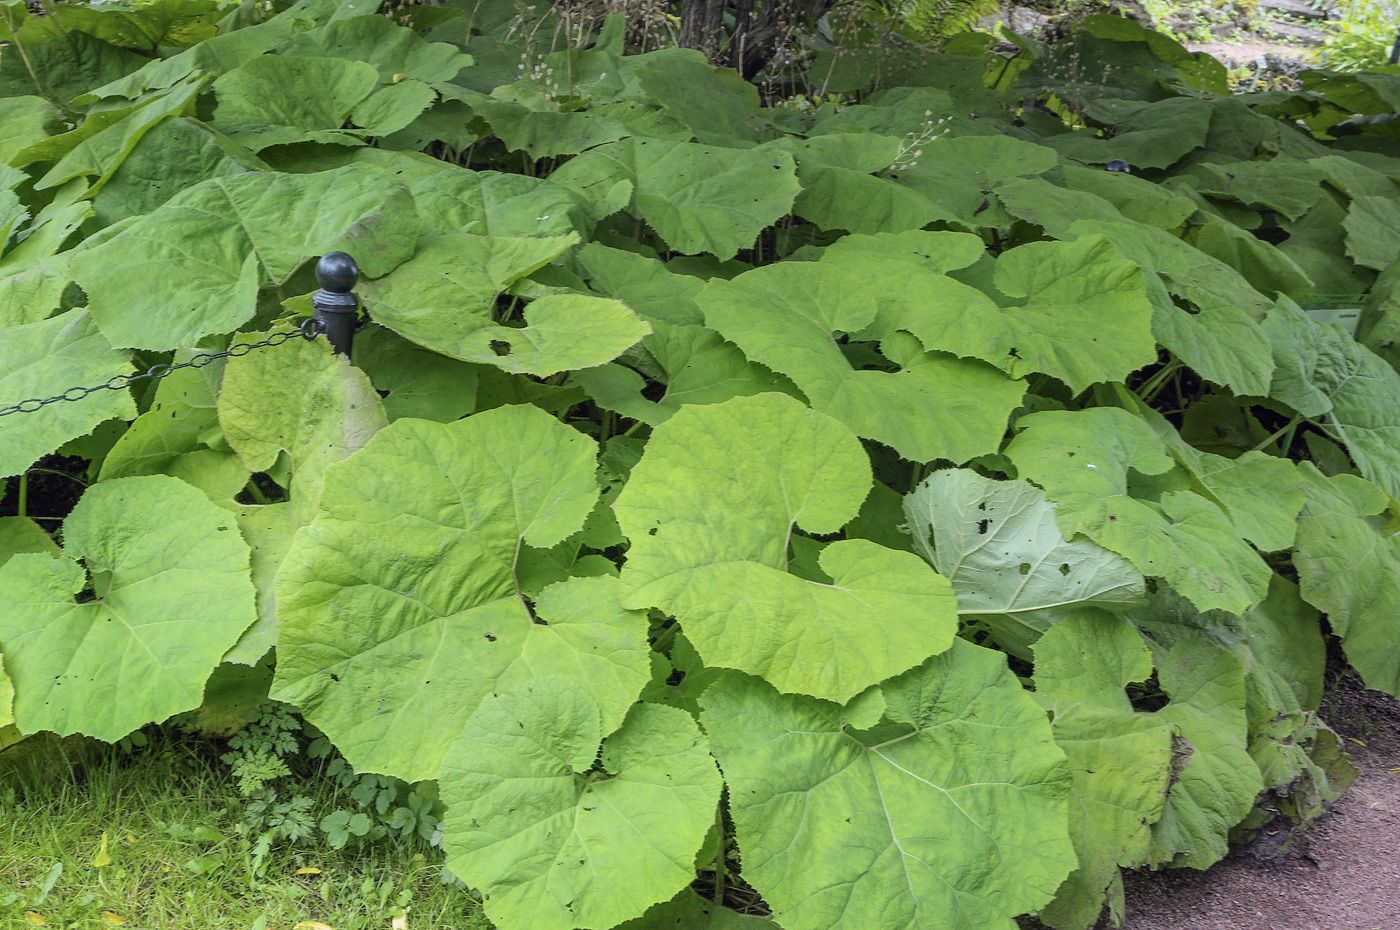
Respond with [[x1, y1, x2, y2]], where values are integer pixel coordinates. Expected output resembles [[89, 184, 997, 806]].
[[312, 252, 360, 357], [316, 251, 360, 293]]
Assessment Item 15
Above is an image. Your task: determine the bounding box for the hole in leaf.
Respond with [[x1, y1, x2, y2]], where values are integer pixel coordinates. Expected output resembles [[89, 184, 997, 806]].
[[1018, 562, 1031, 575], [1059, 563, 1071, 575], [976, 519, 991, 535], [483, 633, 498, 642], [489, 339, 512, 356]]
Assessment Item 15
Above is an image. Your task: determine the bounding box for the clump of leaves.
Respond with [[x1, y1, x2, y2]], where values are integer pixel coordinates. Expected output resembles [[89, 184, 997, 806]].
[[0, 2, 1396, 929]]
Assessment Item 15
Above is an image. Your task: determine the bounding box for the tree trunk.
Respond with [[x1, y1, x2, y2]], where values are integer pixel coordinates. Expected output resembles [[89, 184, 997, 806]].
[[679, 0, 726, 62]]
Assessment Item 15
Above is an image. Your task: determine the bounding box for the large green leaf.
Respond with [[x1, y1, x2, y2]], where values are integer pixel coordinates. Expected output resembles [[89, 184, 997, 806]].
[[450, 87, 635, 160], [226, 502, 295, 666], [1144, 638, 1262, 868], [0, 475, 256, 740], [90, 117, 264, 226], [573, 320, 800, 427], [1067, 219, 1275, 397], [904, 469, 1145, 656], [35, 0, 223, 51], [0, 195, 91, 329], [700, 641, 1075, 930], [820, 229, 1156, 392], [0, 31, 147, 105], [0, 96, 62, 164], [1057, 165, 1195, 230], [699, 261, 1024, 463], [298, 149, 597, 238], [359, 231, 646, 375], [1004, 407, 1271, 614], [948, 235, 1155, 392], [76, 6, 295, 100], [0, 516, 59, 568], [445, 294, 651, 378], [0, 517, 50, 744], [357, 231, 576, 354], [351, 324, 479, 422], [887, 134, 1059, 227], [35, 76, 206, 195], [616, 393, 957, 702], [1032, 611, 1173, 930], [576, 243, 705, 325], [1118, 388, 1304, 553], [441, 678, 721, 930], [351, 79, 437, 136], [631, 47, 762, 146], [212, 56, 378, 151], [994, 176, 1136, 232], [0, 311, 134, 479], [218, 331, 387, 525], [784, 135, 943, 235], [70, 166, 420, 349], [549, 139, 799, 260], [1263, 298, 1400, 498], [1187, 219, 1313, 301], [217, 332, 385, 657], [1125, 577, 1340, 814], [1048, 98, 1211, 170], [1194, 159, 1327, 222], [1343, 194, 1400, 272], [271, 408, 652, 781], [1292, 464, 1400, 696], [276, 13, 471, 85]]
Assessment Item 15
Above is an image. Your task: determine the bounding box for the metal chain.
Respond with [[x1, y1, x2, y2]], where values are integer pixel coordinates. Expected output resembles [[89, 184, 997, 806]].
[[0, 319, 324, 419]]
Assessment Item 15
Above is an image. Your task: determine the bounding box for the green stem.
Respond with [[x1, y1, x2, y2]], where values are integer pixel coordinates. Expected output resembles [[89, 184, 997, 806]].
[[1250, 415, 1305, 454], [17, 472, 27, 518], [25, 467, 87, 486], [244, 479, 272, 505], [1136, 360, 1182, 405], [712, 805, 726, 907], [908, 462, 929, 493]]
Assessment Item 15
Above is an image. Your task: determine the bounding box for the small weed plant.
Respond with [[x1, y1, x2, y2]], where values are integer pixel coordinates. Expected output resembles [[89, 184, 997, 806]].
[[220, 704, 447, 871]]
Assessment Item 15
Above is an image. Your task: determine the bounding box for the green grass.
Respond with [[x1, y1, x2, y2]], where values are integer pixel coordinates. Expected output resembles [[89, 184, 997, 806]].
[[0, 733, 490, 930]]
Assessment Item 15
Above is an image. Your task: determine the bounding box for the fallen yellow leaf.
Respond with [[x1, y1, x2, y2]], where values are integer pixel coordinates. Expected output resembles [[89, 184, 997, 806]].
[[93, 832, 112, 869], [22, 912, 44, 926], [393, 912, 408, 930], [1347, 737, 1367, 747], [295, 867, 321, 875], [100, 912, 126, 926], [293, 922, 336, 930]]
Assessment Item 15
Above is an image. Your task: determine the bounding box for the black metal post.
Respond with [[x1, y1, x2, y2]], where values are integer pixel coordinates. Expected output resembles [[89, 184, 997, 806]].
[[313, 252, 360, 357]]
